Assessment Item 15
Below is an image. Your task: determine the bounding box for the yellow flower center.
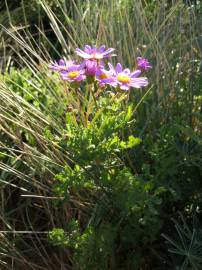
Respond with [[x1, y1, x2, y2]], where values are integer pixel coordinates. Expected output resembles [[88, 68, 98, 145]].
[[68, 71, 79, 78], [100, 73, 109, 79], [117, 74, 131, 83]]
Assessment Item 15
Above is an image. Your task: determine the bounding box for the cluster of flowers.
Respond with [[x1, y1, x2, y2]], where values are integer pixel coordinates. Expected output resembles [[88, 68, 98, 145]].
[[51, 45, 152, 90]]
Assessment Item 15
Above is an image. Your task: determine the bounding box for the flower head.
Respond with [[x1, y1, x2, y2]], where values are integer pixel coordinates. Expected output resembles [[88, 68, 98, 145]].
[[75, 45, 115, 60], [95, 67, 116, 88], [137, 57, 152, 71], [82, 59, 104, 76], [60, 64, 86, 82], [108, 63, 148, 90]]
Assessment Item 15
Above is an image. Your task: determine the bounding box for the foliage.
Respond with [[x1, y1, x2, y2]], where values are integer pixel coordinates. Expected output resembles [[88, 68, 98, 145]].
[[51, 96, 164, 269], [163, 212, 202, 270]]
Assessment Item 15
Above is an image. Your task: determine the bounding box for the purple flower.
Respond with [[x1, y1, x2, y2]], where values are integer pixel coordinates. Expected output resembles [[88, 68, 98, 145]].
[[50, 59, 75, 72], [75, 45, 116, 60], [137, 57, 152, 71], [82, 59, 104, 76], [108, 63, 148, 90], [60, 64, 86, 82], [95, 68, 116, 88]]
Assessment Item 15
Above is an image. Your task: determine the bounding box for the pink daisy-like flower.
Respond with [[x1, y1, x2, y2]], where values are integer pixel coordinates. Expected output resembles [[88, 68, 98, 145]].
[[50, 59, 75, 72], [108, 63, 148, 90], [60, 64, 86, 82], [137, 57, 152, 71], [75, 45, 116, 60], [95, 67, 116, 88]]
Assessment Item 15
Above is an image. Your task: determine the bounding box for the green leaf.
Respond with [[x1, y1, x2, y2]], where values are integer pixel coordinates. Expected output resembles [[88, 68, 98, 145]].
[[127, 136, 142, 148]]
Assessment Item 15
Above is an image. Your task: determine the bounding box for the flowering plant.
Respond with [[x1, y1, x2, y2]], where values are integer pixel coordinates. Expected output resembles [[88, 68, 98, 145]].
[[51, 45, 151, 91], [49, 45, 155, 270]]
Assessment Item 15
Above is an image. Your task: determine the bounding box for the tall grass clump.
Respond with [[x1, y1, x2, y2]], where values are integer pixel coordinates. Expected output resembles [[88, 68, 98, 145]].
[[0, 0, 202, 269]]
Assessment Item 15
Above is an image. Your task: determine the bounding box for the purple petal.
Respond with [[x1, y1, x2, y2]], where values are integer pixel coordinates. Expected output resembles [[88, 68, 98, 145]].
[[120, 84, 130, 90], [130, 70, 141, 78], [75, 48, 90, 59], [91, 45, 97, 53], [99, 61, 105, 68], [103, 48, 115, 56], [60, 72, 68, 80], [79, 61, 86, 69], [50, 63, 59, 71], [68, 65, 80, 72], [99, 82, 105, 88], [130, 77, 148, 88], [123, 68, 130, 74], [99, 45, 105, 52], [108, 63, 115, 73], [95, 68, 103, 77], [106, 80, 118, 87], [76, 74, 86, 81], [58, 59, 65, 66], [60, 70, 68, 76], [84, 45, 92, 53], [115, 63, 122, 73]]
